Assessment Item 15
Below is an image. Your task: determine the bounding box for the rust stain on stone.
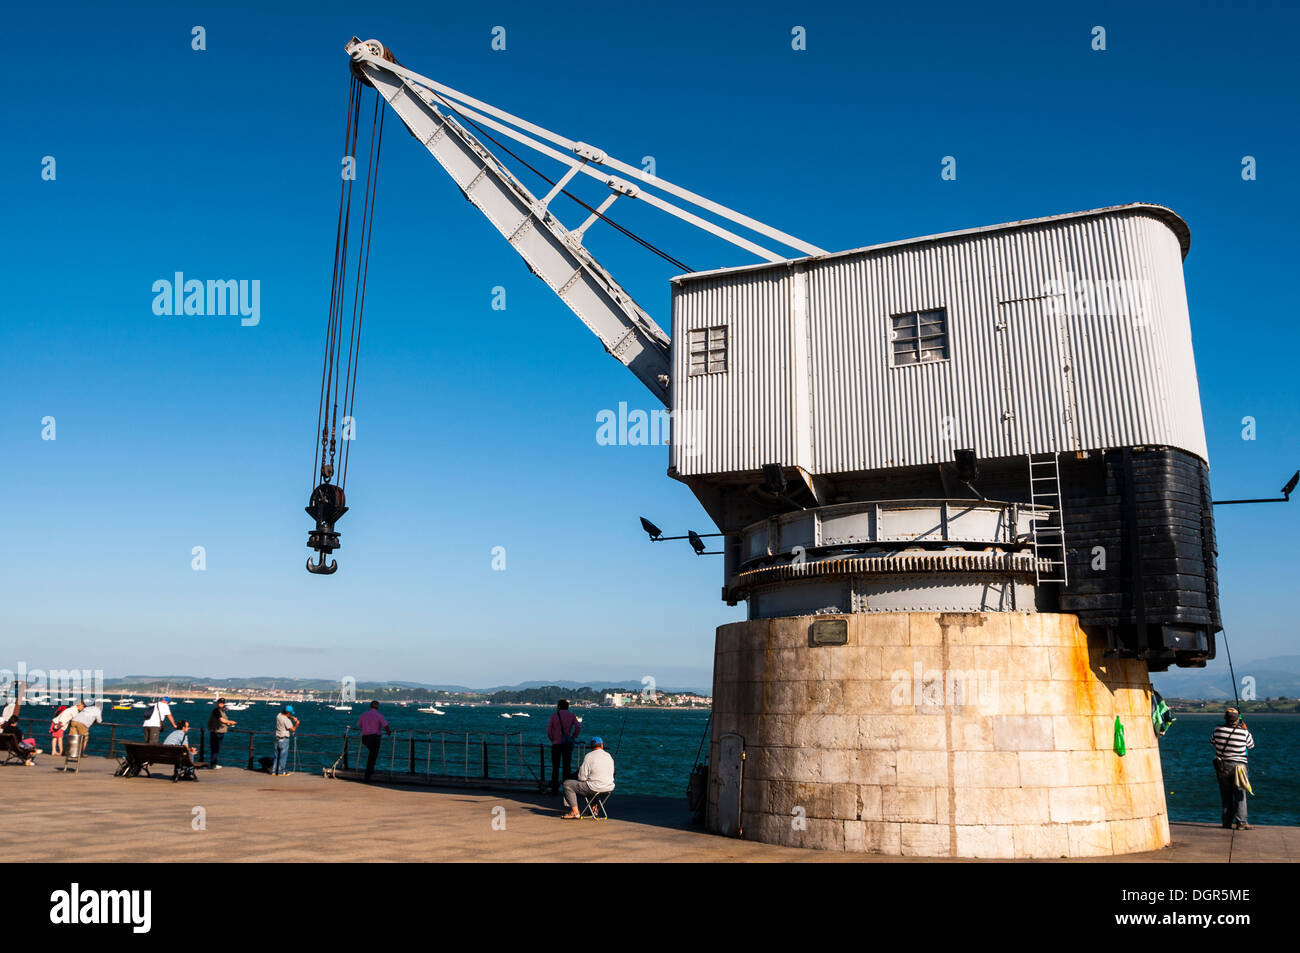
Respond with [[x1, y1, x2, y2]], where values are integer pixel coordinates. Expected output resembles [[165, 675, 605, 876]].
[[938, 612, 985, 628], [1068, 621, 1097, 718]]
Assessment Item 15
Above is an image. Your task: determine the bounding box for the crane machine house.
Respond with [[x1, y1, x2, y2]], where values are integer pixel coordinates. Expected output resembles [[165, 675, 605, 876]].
[[343, 37, 1218, 857]]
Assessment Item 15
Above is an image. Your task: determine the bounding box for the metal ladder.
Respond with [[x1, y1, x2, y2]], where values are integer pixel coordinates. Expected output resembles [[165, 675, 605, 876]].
[[1027, 453, 1068, 584]]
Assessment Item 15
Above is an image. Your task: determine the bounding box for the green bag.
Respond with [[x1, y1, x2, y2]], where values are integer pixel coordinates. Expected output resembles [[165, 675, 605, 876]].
[[1113, 716, 1126, 756], [1150, 690, 1175, 737]]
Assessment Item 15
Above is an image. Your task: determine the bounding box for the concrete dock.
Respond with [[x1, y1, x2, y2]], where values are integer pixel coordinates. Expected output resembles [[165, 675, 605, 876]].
[[6, 757, 1296, 862]]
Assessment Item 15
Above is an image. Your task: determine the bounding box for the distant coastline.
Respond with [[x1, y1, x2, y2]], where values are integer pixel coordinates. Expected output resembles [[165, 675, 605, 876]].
[[8, 676, 712, 711], [1166, 698, 1298, 714]]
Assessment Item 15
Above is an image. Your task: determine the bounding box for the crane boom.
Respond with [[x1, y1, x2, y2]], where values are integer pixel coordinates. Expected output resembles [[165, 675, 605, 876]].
[[345, 37, 827, 406]]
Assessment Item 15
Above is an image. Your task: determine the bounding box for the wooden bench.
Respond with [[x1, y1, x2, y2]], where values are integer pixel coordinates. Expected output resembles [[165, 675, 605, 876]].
[[115, 742, 199, 782]]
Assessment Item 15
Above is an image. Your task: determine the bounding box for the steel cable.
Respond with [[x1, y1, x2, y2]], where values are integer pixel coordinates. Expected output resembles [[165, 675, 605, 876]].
[[426, 89, 694, 273]]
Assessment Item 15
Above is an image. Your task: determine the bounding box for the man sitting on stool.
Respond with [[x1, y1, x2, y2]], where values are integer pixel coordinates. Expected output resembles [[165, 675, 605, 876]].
[[560, 736, 615, 819]]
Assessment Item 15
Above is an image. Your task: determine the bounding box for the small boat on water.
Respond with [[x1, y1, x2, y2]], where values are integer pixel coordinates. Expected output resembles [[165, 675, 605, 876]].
[[418, 707, 446, 715], [512, 712, 530, 717], [131, 702, 148, 709], [225, 703, 250, 711], [328, 689, 352, 711], [112, 704, 132, 710], [500, 713, 512, 719]]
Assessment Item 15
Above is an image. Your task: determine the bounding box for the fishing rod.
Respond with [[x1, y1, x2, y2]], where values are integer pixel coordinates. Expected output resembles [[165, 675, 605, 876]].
[[692, 712, 712, 765], [611, 712, 626, 759], [1223, 631, 1241, 708]]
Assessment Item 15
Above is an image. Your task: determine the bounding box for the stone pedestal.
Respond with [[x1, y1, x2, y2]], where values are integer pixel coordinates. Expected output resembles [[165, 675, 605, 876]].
[[706, 612, 1170, 858]]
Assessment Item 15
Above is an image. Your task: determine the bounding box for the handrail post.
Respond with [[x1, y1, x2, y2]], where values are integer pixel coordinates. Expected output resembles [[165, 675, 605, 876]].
[[408, 729, 416, 774], [107, 724, 117, 760], [198, 728, 206, 763], [482, 734, 489, 780], [247, 729, 255, 770]]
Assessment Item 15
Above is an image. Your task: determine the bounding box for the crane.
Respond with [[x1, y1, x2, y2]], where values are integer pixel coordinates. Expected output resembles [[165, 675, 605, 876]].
[[345, 36, 825, 403], [305, 36, 826, 573]]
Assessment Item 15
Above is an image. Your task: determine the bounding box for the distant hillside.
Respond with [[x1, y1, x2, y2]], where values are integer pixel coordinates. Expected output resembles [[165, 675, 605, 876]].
[[478, 679, 709, 695], [95, 675, 710, 695], [1151, 655, 1300, 701], [86, 664, 1298, 701]]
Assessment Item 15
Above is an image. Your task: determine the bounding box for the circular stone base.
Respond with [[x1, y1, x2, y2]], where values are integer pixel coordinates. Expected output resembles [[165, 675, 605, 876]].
[[706, 612, 1170, 858]]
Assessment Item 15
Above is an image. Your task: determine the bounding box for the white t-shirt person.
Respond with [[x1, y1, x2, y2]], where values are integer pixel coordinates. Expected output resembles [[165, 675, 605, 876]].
[[143, 701, 172, 728], [578, 747, 616, 793]]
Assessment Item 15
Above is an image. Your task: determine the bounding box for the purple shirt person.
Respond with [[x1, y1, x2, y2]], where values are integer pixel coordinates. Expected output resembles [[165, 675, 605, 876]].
[[355, 701, 392, 782], [358, 707, 389, 737], [546, 699, 581, 796]]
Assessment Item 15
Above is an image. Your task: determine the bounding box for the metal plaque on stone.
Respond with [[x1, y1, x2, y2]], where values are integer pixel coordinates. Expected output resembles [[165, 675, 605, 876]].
[[809, 618, 848, 645]]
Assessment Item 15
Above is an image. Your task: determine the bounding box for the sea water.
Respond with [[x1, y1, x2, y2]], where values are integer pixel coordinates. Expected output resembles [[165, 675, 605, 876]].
[[16, 703, 1298, 825]]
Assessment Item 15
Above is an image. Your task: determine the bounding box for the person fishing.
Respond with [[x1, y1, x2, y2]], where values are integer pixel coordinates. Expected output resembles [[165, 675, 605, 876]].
[[1210, 707, 1255, 830], [559, 737, 615, 819], [357, 700, 392, 782], [546, 699, 581, 796], [273, 705, 300, 776], [206, 698, 238, 770]]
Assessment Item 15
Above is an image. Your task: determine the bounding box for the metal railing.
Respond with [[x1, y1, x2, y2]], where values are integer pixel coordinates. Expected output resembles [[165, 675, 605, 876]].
[[12, 718, 368, 772], [331, 727, 545, 788], [12, 718, 550, 789]]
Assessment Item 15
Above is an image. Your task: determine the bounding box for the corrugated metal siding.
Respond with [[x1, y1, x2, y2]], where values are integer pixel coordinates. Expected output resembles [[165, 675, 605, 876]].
[[671, 270, 797, 473], [671, 209, 1208, 477]]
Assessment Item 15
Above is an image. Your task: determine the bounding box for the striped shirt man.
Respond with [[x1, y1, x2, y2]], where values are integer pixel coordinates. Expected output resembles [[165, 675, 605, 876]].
[[1210, 724, 1255, 763]]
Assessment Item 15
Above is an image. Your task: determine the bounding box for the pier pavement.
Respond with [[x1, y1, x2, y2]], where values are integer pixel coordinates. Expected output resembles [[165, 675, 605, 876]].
[[6, 757, 1295, 863]]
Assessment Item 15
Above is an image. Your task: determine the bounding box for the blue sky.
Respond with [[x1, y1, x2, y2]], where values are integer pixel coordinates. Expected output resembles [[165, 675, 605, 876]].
[[2, 0, 1296, 692]]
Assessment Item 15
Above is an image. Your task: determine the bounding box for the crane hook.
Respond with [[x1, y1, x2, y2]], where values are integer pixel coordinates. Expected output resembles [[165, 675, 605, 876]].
[[306, 552, 339, 575], [305, 481, 348, 575]]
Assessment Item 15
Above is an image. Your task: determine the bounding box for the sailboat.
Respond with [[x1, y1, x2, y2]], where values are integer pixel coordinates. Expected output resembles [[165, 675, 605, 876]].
[[329, 691, 352, 711]]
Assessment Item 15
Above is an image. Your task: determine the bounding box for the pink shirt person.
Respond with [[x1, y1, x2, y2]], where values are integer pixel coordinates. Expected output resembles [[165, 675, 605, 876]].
[[358, 708, 389, 736], [547, 709, 580, 745]]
